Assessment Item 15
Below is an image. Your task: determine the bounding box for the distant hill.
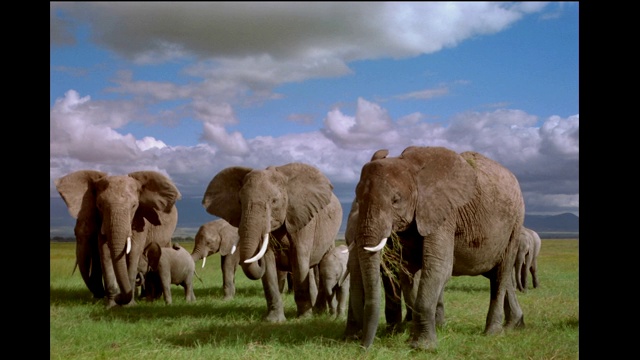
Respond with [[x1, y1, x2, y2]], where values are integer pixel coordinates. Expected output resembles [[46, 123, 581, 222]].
[[50, 197, 579, 239]]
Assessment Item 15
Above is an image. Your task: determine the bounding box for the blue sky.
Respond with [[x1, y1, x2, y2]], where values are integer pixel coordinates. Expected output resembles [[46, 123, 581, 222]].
[[50, 2, 579, 236]]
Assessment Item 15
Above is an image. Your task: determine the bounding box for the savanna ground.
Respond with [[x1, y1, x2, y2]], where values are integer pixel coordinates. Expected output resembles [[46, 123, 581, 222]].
[[50, 239, 578, 359]]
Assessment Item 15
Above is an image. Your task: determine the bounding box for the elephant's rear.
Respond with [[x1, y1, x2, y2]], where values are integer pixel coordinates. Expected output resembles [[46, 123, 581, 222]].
[[453, 152, 525, 275]]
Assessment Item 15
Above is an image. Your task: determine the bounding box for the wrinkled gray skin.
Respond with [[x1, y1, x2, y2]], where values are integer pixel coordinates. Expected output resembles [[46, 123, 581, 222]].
[[191, 219, 293, 300], [344, 146, 525, 350], [202, 162, 342, 322], [318, 244, 350, 318], [144, 242, 196, 304], [55, 170, 181, 308], [515, 227, 541, 292]]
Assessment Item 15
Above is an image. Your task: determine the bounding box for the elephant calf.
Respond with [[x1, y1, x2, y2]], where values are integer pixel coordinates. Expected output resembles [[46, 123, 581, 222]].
[[318, 244, 350, 318], [515, 227, 542, 292], [143, 242, 196, 305]]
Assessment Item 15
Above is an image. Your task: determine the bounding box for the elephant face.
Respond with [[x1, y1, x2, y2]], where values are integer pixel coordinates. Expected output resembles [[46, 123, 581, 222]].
[[55, 170, 181, 307], [202, 163, 334, 280]]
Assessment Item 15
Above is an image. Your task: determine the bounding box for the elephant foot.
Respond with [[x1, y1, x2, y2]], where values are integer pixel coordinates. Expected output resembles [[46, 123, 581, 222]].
[[484, 322, 504, 335], [505, 315, 525, 330], [105, 298, 118, 309], [264, 310, 286, 323], [298, 308, 314, 319], [408, 334, 438, 351]]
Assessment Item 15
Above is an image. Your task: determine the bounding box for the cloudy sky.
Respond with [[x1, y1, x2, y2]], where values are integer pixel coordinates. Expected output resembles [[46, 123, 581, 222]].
[[50, 2, 579, 231]]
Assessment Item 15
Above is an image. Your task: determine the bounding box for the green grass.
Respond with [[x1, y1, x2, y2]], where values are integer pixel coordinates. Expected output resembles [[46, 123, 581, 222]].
[[50, 240, 579, 359]]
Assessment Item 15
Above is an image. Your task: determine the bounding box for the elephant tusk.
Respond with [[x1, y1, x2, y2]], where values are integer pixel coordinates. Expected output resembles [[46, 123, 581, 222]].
[[364, 237, 387, 252], [347, 242, 355, 252], [202, 256, 206, 268], [341, 247, 349, 254], [231, 244, 237, 255], [126, 237, 131, 254], [245, 233, 270, 264]]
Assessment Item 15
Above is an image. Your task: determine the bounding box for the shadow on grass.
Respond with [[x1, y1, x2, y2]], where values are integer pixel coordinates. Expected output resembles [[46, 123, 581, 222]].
[[444, 282, 489, 293], [164, 316, 350, 348]]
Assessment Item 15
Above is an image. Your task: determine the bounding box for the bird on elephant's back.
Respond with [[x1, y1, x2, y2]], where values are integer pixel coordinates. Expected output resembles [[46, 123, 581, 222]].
[[202, 162, 342, 322], [344, 146, 525, 351]]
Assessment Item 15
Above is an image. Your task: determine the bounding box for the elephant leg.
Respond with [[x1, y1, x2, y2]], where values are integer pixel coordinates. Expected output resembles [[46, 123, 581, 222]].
[[160, 267, 173, 305], [382, 269, 403, 334], [221, 255, 236, 300], [409, 249, 452, 350], [311, 266, 329, 315], [503, 284, 524, 330], [98, 235, 120, 309], [277, 270, 287, 294], [531, 259, 539, 288], [185, 276, 196, 302], [400, 270, 416, 323], [435, 284, 446, 327], [291, 258, 314, 318], [336, 282, 349, 318], [261, 250, 285, 322]]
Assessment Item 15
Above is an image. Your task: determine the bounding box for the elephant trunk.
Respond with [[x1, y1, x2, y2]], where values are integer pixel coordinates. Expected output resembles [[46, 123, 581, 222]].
[[191, 246, 207, 268], [238, 204, 269, 280], [107, 212, 134, 305], [359, 240, 382, 349]]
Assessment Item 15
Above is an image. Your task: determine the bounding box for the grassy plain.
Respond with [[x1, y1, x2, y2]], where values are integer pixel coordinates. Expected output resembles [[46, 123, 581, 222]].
[[50, 239, 578, 359]]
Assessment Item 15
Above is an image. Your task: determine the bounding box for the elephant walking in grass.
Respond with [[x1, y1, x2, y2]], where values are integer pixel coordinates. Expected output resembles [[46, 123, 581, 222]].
[[344, 146, 525, 350], [191, 219, 293, 300], [515, 227, 541, 292], [55, 170, 181, 308], [318, 244, 350, 318], [143, 242, 196, 304], [202, 162, 342, 322]]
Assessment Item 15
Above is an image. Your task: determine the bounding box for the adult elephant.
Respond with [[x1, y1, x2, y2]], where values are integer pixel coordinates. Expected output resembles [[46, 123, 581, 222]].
[[515, 227, 542, 292], [344, 146, 525, 350], [55, 170, 181, 308], [191, 219, 294, 300], [202, 162, 342, 322]]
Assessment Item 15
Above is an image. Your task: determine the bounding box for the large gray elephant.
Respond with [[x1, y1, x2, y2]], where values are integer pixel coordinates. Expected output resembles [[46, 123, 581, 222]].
[[143, 242, 196, 304], [318, 244, 350, 318], [202, 162, 342, 322], [191, 219, 294, 300], [344, 146, 525, 350], [55, 170, 181, 308], [515, 226, 541, 292]]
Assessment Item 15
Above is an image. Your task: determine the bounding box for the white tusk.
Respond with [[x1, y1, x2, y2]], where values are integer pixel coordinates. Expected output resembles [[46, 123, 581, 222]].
[[126, 237, 131, 254], [341, 247, 349, 254], [201, 256, 206, 268], [364, 238, 387, 252], [230, 244, 237, 255], [244, 233, 270, 264]]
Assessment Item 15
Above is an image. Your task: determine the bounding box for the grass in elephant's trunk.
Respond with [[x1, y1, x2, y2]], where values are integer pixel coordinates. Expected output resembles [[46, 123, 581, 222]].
[[380, 232, 411, 299]]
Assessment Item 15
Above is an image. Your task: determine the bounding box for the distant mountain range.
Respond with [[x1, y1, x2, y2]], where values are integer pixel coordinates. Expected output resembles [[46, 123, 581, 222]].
[[50, 197, 579, 239]]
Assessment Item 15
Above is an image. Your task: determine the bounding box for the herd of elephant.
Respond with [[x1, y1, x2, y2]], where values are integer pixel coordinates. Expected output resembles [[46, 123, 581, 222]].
[[54, 145, 542, 351]]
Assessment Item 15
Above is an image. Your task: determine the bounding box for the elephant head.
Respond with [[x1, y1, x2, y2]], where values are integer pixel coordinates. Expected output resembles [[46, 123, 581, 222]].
[[55, 170, 181, 306], [202, 163, 334, 280], [191, 219, 239, 268]]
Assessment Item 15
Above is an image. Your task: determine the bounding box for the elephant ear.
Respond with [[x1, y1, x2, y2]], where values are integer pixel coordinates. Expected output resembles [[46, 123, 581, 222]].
[[370, 149, 389, 161], [128, 171, 182, 213], [402, 147, 477, 236], [202, 167, 253, 227], [219, 221, 239, 256], [344, 199, 359, 246], [54, 170, 107, 219], [277, 163, 333, 233]]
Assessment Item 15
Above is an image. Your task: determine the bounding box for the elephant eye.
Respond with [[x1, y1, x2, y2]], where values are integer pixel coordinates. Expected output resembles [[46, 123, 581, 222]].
[[391, 193, 401, 205]]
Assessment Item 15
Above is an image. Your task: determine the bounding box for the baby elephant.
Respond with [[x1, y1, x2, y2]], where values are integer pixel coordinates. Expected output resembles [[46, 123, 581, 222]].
[[318, 244, 350, 318], [144, 242, 196, 304]]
